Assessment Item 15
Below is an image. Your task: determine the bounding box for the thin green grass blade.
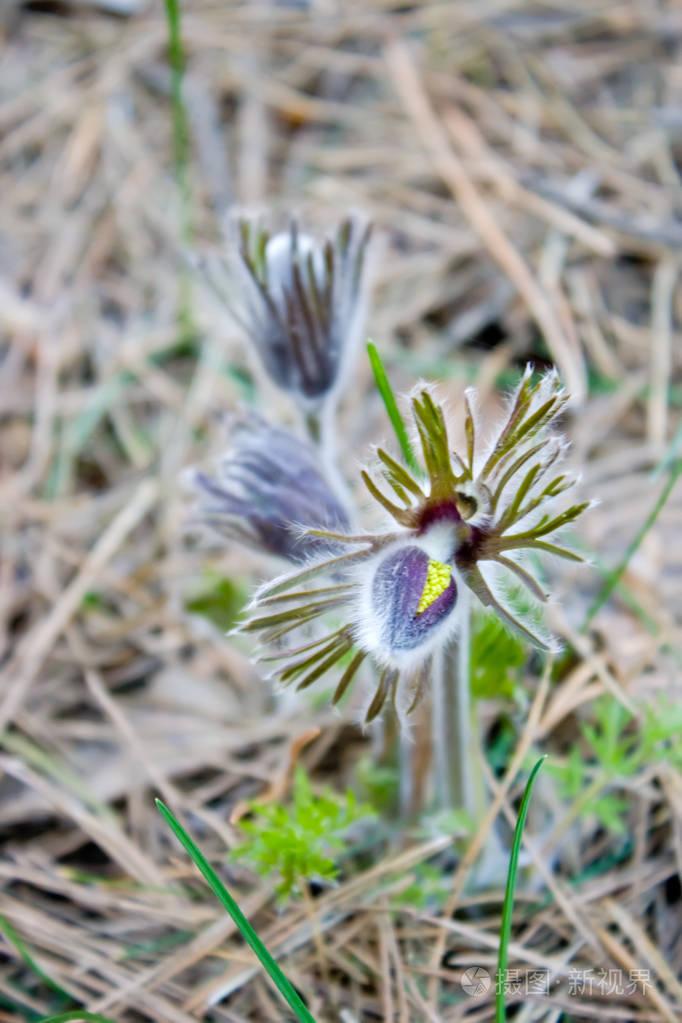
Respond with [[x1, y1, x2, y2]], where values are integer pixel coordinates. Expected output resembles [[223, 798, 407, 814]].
[[163, 0, 194, 339], [583, 457, 681, 628], [38, 1014, 118, 1023], [367, 341, 420, 475], [163, 0, 191, 240], [155, 800, 317, 1023], [3, 909, 118, 1022], [0, 915, 72, 1005], [496, 756, 546, 1023], [587, 553, 657, 634]]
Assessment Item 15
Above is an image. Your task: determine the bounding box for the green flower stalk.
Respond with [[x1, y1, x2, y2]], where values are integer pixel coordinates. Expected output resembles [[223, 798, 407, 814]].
[[241, 368, 590, 731]]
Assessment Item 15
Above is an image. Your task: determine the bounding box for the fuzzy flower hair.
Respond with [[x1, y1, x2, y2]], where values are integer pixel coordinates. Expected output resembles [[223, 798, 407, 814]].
[[240, 369, 590, 722]]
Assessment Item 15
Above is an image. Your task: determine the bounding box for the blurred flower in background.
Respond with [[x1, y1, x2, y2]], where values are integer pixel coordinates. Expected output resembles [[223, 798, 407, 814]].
[[202, 216, 372, 430], [186, 412, 350, 563]]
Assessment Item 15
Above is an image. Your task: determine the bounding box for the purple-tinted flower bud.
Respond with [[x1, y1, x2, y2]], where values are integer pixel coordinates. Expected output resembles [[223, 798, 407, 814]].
[[372, 546, 457, 654], [187, 414, 349, 562], [235, 216, 372, 404]]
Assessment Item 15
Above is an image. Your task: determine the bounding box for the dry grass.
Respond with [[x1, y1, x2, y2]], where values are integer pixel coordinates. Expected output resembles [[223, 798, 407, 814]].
[[1, 1, 681, 1020]]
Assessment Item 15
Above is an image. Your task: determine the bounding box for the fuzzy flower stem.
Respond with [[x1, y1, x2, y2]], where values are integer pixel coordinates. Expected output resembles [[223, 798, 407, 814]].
[[432, 591, 481, 817], [307, 398, 357, 531], [398, 698, 431, 820], [399, 731, 415, 821]]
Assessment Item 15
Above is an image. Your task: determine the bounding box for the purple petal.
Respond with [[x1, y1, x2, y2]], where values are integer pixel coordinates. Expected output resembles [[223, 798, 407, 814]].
[[372, 546, 457, 653]]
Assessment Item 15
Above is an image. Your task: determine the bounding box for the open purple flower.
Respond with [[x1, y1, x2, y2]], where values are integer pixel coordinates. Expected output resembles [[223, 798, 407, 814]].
[[241, 369, 590, 721]]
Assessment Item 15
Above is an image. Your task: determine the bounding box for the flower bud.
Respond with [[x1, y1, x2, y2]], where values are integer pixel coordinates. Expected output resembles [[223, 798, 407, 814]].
[[187, 414, 349, 562], [235, 216, 372, 405]]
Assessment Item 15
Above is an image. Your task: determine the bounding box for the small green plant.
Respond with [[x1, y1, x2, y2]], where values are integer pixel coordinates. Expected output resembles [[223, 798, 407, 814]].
[[416, 806, 472, 840], [392, 862, 452, 910], [232, 768, 373, 898], [354, 754, 399, 812], [185, 570, 246, 631], [546, 694, 682, 837], [547, 698, 639, 835], [580, 698, 641, 777], [641, 697, 682, 771], [470, 610, 527, 700]]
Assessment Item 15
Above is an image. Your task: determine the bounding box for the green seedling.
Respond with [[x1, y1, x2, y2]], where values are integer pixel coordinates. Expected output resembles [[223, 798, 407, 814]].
[[232, 767, 373, 899]]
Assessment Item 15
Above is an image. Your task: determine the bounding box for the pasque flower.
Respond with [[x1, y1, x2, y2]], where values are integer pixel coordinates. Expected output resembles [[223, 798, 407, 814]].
[[241, 368, 590, 721], [187, 413, 350, 563], [204, 216, 372, 408]]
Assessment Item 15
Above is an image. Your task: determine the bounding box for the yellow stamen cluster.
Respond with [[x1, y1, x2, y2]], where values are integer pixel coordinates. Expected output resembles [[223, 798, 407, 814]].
[[416, 559, 452, 615]]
